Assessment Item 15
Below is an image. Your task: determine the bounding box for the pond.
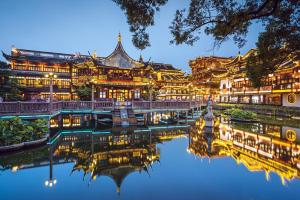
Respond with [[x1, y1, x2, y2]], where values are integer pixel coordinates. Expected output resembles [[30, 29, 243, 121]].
[[1, 115, 300, 200]]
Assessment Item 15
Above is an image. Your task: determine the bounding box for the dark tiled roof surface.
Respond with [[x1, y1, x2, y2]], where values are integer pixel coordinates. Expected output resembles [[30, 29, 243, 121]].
[[147, 62, 177, 71]]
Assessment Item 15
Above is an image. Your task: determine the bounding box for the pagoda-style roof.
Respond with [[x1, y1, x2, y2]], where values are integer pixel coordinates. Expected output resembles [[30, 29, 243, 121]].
[[98, 34, 143, 69], [2, 51, 75, 65], [189, 56, 234, 70], [2, 34, 181, 72]]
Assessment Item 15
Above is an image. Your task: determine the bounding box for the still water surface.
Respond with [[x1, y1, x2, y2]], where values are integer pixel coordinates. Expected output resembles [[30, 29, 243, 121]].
[[1, 117, 300, 200]]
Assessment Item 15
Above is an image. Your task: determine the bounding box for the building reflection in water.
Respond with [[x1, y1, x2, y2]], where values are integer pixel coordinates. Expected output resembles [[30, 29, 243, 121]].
[[48, 126, 188, 194], [188, 118, 300, 185], [3, 116, 300, 192]]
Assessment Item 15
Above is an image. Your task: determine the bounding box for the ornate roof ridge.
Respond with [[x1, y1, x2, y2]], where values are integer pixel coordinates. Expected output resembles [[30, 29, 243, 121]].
[[103, 34, 140, 64]]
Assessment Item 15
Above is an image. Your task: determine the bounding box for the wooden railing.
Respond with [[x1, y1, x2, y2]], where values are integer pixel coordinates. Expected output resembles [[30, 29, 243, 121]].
[[132, 101, 202, 110], [0, 102, 50, 114], [0, 100, 203, 115]]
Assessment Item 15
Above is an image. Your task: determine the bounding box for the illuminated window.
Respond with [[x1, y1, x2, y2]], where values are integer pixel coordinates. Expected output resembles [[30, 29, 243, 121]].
[[99, 90, 106, 98], [63, 118, 71, 127], [72, 117, 81, 126], [134, 90, 140, 99]]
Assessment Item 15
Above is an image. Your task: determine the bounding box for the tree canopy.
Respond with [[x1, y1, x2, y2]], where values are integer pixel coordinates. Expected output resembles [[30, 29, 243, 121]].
[[75, 85, 92, 101], [113, 0, 300, 87], [0, 61, 23, 101]]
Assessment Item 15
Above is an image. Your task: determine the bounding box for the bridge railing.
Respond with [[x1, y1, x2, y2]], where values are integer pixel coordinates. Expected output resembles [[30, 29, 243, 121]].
[[0, 102, 50, 114], [62, 101, 93, 110], [132, 101, 199, 110], [0, 100, 203, 115], [20, 102, 50, 113], [0, 102, 20, 114], [94, 101, 114, 110], [52, 101, 63, 112]]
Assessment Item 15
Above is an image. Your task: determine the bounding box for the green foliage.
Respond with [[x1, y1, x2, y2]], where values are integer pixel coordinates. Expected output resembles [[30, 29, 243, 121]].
[[114, 0, 299, 85], [226, 108, 257, 120], [213, 110, 221, 116], [246, 0, 300, 87], [0, 63, 24, 101], [75, 85, 92, 101], [0, 146, 49, 170], [0, 117, 48, 146], [113, 0, 168, 50], [231, 121, 260, 133]]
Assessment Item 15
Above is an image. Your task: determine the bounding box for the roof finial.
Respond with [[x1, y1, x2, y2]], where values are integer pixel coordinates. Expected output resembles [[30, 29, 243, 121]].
[[118, 32, 122, 43], [11, 45, 17, 54], [92, 50, 97, 58], [139, 54, 144, 62]]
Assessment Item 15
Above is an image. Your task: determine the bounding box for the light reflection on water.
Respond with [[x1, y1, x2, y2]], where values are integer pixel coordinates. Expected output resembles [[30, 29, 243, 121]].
[[1, 115, 300, 200]]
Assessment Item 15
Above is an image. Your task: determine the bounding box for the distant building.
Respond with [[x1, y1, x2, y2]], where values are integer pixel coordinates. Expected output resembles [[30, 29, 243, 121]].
[[219, 49, 300, 107], [190, 49, 300, 107], [189, 56, 233, 101]]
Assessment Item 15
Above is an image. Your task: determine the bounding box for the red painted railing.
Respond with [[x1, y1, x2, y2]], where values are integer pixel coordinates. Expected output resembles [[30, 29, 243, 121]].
[[0, 100, 203, 115]]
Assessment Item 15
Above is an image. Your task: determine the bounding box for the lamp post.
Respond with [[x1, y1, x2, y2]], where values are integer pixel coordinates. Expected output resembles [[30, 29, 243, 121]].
[[88, 79, 97, 110], [188, 84, 193, 109], [45, 146, 57, 188], [45, 72, 57, 113], [148, 78, 154, 110]]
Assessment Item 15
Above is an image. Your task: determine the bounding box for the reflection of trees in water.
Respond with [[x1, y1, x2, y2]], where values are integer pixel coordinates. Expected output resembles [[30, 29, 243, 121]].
[[0, 146, 49, 171]]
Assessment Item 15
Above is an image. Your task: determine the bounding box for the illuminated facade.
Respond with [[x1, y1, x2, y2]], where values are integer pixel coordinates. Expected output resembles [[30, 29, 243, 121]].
[[152, 66, 191, 100], [189, 56, 233, 101], [2, 34, 189, 101], [219, 50, 300, 106], [2, 48, 73, 100]]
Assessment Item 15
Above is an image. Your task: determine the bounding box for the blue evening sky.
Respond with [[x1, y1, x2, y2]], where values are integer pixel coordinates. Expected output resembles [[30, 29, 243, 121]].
[[0, 0, 263, 72]]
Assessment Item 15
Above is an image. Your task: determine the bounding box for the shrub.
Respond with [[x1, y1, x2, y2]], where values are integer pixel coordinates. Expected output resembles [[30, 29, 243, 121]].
[[226, 108, 257, 120], [0, 117, 48, 146]]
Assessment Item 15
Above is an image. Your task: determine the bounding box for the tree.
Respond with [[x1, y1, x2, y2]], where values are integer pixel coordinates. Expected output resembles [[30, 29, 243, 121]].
[[0, 61, 23, 101], [112, 0, 168, 50], [75, 85, 92, 101], [113, 0, 300, 87]]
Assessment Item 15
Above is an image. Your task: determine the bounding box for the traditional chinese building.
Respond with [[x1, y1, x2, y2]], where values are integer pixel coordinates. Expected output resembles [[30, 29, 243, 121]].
[[2, 47, 74, 100], [149, 63, 190, 100], [1, 33, 189, 101], [189, 56, 233, 101], [219, 50, 300, 107]]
